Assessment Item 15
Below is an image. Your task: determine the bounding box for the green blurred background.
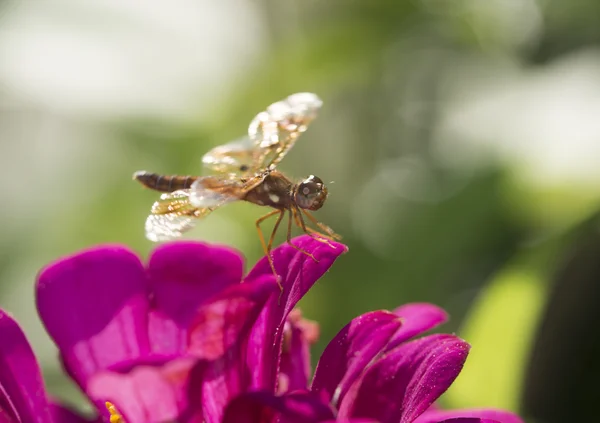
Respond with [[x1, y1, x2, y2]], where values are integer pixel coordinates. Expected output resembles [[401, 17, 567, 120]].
[[1, 1, 600, 422]]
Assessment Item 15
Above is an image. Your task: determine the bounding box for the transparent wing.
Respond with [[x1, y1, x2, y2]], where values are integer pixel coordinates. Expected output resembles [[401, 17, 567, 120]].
[[145, 213, 200, 242], [144, 182, 239, 242], [202, 92, 322, 177], [201, 136, 255, 178], [145, 190, 202, 242], [248, 92, 322, 170]]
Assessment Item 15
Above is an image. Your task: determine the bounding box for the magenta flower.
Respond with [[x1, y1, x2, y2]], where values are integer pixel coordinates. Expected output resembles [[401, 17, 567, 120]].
[[31, 237, 345, 422], [0, 235, 523, 423]]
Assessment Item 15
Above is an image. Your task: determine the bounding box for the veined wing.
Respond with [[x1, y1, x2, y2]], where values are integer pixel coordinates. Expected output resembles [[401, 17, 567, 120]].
[[145, 213, 200, 242], [202, 93, 322, 177], [144, 177, 243, 242], [145, 190, 201, 242], [248, 92, 322, 169], [201, 136, 255, 178]]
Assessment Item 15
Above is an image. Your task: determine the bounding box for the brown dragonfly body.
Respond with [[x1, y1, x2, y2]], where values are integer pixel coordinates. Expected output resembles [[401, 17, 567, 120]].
[[133, 93, 340, 285], [134, 172, 198, 193]]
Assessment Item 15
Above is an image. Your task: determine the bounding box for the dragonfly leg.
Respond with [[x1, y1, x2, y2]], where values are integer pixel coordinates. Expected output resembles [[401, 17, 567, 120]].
[[301, 209, 342, 241], [256, 209, 282, 289], [293, 207, 337, 249], [267, 210, 285, 252], [285, 209, 318, 263]]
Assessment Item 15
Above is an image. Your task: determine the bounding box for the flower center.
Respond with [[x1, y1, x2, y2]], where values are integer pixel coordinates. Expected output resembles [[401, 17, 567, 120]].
[[105, 402, 125, 423]]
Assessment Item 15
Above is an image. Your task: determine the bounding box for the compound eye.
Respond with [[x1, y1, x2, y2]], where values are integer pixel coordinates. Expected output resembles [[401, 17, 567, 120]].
[[307, 175, 323, 185], [296, 175, 327, 210], [299, 181, 319, 197]]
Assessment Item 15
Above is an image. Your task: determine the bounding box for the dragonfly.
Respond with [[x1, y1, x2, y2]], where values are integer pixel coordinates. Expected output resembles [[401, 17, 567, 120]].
[[133, 92, 340, 285]]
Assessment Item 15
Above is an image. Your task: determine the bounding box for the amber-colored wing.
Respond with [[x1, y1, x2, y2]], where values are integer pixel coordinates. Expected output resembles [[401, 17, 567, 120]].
[[144, 176, 246, 241], [145, 191, 204, 242], [202, 92, 322, 178], [201, 136, 256, 179]]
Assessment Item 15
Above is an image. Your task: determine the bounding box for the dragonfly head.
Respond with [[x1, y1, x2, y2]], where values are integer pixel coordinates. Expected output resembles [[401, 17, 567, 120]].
[[294, 175, 328, 211]]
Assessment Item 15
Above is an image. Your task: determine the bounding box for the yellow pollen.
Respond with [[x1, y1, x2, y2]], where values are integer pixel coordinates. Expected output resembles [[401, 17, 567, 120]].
[[105, 402, 125, 423]]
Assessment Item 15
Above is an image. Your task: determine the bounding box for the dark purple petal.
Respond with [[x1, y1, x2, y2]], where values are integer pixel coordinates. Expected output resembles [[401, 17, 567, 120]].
[[279, 311, 319, 393], [398, 336, 470, 423], [197, 276, 279, 423], [147, 242, 244, 355], [36, 246, 151, 389], [338, 334, 470, 423], [245, 235, 347, 391], [87, 358, 197, 423], [311, 311, 402, 406], [222, 391, 334, 423], [414, 408, 523, 423], [0, 311, 53, 423], [387, 304, 448, 351]]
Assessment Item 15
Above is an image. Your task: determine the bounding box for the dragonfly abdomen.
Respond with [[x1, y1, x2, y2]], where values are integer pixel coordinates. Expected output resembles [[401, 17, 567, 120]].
[[133, 171, 199, 193]]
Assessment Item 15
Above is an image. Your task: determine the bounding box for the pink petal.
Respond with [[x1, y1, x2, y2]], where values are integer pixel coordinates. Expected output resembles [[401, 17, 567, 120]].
[[147, 242, 244, 355], [0, 311, 53, 423], [188, 275, 279, 359], [222, 391, 334, 423], [245, 235, 347, 391], [414, 408, 523, 423], [311, 311, 402, 406], [196, 276, 279, 423], [338, 335, 470, 423], [36, 246, 151, 389], [87, 358, 197, 423], [387, 304, 448, 350]]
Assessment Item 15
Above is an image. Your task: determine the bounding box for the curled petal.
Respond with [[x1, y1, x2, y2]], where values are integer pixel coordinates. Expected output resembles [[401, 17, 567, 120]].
[[338, 334, 470, 423], [414, 408, 523, 423], [36, 246, 151, 389], [0, 311, 53, 423], [312, 310, 402, 406], [246, 235, 347, 391], [222, 391, 334, 423], [147, 242, 244, 355], [387, 303, 448, 351], [246, 236, 347, 318]]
